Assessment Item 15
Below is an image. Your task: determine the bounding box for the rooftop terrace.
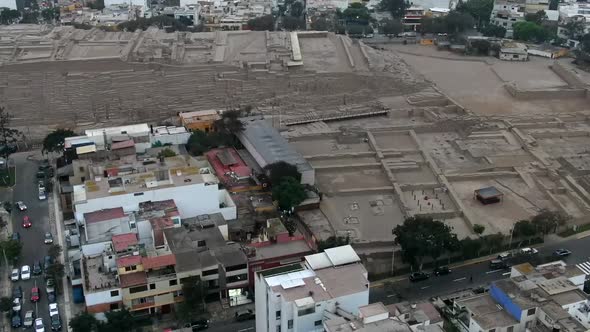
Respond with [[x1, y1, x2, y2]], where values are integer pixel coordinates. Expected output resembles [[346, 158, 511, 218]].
[[83, 255, 119, 292]]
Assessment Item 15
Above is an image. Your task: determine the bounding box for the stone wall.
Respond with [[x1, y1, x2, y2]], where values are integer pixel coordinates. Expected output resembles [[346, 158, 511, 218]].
[[504, 83, 588, 100]]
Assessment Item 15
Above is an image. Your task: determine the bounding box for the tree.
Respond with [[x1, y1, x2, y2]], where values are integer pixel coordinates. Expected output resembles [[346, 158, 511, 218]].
[[247, 15, 275, 31], [0, 297, 12, 312], [469, 39, 492, 55], [290, 1, 304, 17], [473, 224, 485, 236], [512, 219, 537, 246], [311, 17, 330, 31], [563, 20, 586, 40], [514, 21, 550, 42], [213, 110, 244, 136], [272, 176, 306, 211], [186, 130, 213, 156], [0, 9, 20, 24], [421, 17, 448, 33], [483, 232, 504, 254], [380, 18, 403, 36], [100, 309, 135, 332], [525, 10, 546, 25], [342, 3, 370, 25], [157, 148, 177, 158], [264, 161, 302, 187], [317, 235, 350, 252], [48, 244, 62, 259], [70, 312, 99, 332], [582, 33, 590, 53], [47, 263, 65, 289], [460, 237, 483, 259], [88, 0, 105, 10], [20, 12, 39, 24], [393, 216, 459, 270], [445, 11, 475, 33], [549, 0, 558, 10], [42, 129, 77, 154], [1, 239, 22, 264], [41, 7, 59, 22], [177, 276, 205, 322], [282, 16, 305, 30], [0, 106, 21, 161], [531, 209, 567, 235], [378, 0, 406, 18], [481, 24, 506, 37], [456, 0, 493, 28]]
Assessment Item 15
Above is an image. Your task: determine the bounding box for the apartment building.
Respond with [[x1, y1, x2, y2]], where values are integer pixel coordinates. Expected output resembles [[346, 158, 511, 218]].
[[324, 302, 426, 332], [178, 110, 221, 132], [454, 261, 589, 332], [254, 245, 370, 332], [490, 0, 526, 37]]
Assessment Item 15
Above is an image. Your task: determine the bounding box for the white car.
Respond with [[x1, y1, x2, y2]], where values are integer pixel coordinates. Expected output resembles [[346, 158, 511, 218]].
[[12, 298, 21, 312], [48, 303, 58, 317], [10, 268, 19, 281], [34, 318, 44, 332], [520, 247, 539, 255], [21, 265, 31, 280], [38, 191, 47, 201], [16, 201, 27, 211]]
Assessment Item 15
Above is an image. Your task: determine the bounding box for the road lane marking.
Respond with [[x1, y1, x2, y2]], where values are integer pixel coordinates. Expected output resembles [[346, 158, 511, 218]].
[[486, 269, 503, 274], [453, 277, 466, 282], [237, 328, 254, 332], [387, 294, 396, 298], [420, 286, 431, 289], [502, 272, 511, 276]]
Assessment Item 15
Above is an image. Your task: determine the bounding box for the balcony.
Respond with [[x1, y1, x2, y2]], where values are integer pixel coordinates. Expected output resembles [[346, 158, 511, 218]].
[[146, 272, 177, 283]]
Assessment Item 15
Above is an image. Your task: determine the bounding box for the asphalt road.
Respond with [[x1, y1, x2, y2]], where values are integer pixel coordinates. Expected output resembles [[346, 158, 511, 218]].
[[206, 320, 254, 332], [9, 153, 61, 331], [370, 236, 590, 305]]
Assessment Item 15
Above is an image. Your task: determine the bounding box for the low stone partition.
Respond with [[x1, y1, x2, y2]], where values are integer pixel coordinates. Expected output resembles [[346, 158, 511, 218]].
[[412, 210, 459, 219], [313, 163, 382, 170], [340, 36, 355, 68], [296, 31, 329, 38], [445, 171, 520, 181], [529, 130, 590, 139], [331, 186, 395, 195], [550, 61, 587, 88], [504, 82, 588, 100]]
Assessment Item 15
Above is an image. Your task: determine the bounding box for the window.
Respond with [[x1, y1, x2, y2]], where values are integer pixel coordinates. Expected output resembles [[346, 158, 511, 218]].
[[527, 308, 536, 316], [227, 273, 248, 284], [129, 285, 148, 294], [277, 326, 281, 332], [297, 307, 315, 316], [288, 320, 293, 329], [197, 240, 206, 247], [507, 326, 514, 332], [125, 266, 137, 272], [202, 269, 217, 276], [489, 329, 496, 332], [110, 303, 119, 310], [110, 290, 119, 297], [79, 167, 84, 172], [169, 279, 177, 286], [314, 320, 322, 326], [226, 263, 248, 272], [150, 283, 156, 290], [129, 221, 136, 229], [134, 192, 144, 196], [81, 176, 86, 182], [276, 310, 281, 319]]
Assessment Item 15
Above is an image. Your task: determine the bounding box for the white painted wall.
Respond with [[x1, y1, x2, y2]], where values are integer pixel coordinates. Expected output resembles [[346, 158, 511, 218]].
[[75, 183, 236, 222], [85, 288, 122, 306], [150, 132, 191, 146], [0, 0, 17, 9]]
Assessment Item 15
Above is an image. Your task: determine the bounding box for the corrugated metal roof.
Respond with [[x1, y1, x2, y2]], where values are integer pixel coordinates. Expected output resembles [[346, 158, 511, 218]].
[[76, 144, 96, 155], [325, 245, 361, 266]]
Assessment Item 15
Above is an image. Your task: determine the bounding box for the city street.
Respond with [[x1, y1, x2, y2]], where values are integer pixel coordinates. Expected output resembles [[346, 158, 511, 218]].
[[206, 320, 254, 332], [7, 152, 62, 331], [370, 235, 590, 305]]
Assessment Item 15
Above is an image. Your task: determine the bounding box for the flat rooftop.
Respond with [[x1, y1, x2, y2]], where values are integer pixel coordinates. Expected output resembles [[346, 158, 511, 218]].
[[83, 255, 119, 292], [456, 294, 518, 330], [250, 240, 312, 262]]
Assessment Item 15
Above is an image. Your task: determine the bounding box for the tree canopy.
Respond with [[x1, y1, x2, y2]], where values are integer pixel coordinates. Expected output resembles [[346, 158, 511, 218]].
[[264, 161, 302, 187], [311, 17, 331, 31], [118, 16, 188, 32], [421, 11, 474, 34], [0, 106, 21, 159], [513, 21, 551, 42], [248, 15, 275, 31], [290, 1, 304, 17], [99, 309, 135, 332], [0, 297, 12, 312], [213, 110, 244, 136], [42, 129, 77, 154], [563, 20, 585, 40], [1, 239, 22, 264], [456, 0, 493, 28], [481, 24, 506, 37], [524, 10, 546, 25], [341, 3, 371, 25], [70, 312, 99, 332], [393, 216, 459, 270], [380, 18, 403, 35], [272, 176, 306, 212], [531, 209, 567, 234], [473, 224, 485, 236], [177, 276, 205, 321], [282, 16, 305, 30], [0, 9, 20, 24], [378, 0, 406, 18]]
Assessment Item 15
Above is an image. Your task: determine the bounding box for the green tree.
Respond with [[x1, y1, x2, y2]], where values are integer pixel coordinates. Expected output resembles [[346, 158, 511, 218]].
[[525, 10, 546, 25], [264, 161, 302, 187], [378, 0, 406, 18], [342, 3, 370, 24], [513, 219, 537, 246], [563, 20, 586, 40], [272, 176, 306, 212], [213, 110, 244, 137], [347, 23, 368, 36], [317, 235, 350, 252], [481, 24, 506, 37], [70, 312, 99, 332], [549, 0, 558, 10], [282, 16, 305, 30], [20, 12, 39, 24], [445, 10, 475, 33], [469, 39, 492, 55], [0, 106, 21, 161], [473, 224, 485, 236], [247, 15, 275, 31], [100, 309, 134, 332], [42, 129, 77, 154], [0, 297, 12, 312], [186, 130, 212, 155], [483, 232, 504, 254], [177, 276, 205, 322], [311, 17, 330, 31], [514, 21, 550, 42], [531, 209, 567, 235], [380, 18, 403, 35], [456, 0, 493, 28], [460, 237, 483, 259], [1, 239, 22, 264], [48, 244, 62, 259], [421, 16, 448, 33], [47, 263, 65, 292], [393, 216, 459, 270], [290, 1, 304, 17], [88, 0, 105, 10], [0, 9, 20, 24], [582, 33, 590, 53], [41, 7, 59, 22], [157, 148, 177, 158]]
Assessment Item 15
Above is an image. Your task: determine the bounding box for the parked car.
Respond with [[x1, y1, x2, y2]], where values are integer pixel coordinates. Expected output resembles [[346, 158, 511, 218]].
[[32, 261, 42, 275], [44, 256, 52, 273], [184, 319, 209, 331], [409, 271, 430, 282], [46, 279, 55, 295], [16, 201, 27, 211], [433, 266, 452, 276], [554, 249, 572, 257], [235, 309, 255, 321], [11, 312, 22, 328], [12, 298, 21, 312], [11, 232, 20, 242], [47, 292, 56, 304], [497, 252, 511, 260], [489, 259, 509, 270], [10, 268, 19, 281], [21, 265, 31, 280], [22, 216, 32, 228], [48, 303, 58, 317], [44, 232, 53, 244], [31, 287, 40, 302], [38, 191, 47, 201], [35, 318, 45, 332], [520, 248, 538, 255], [23, 310, 35, 328], [50, 314, 61, 331], [12, 285, 22, 298]]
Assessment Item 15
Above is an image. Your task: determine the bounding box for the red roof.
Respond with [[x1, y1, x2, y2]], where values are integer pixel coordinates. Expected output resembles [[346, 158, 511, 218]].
[[116, 255, 142, 268], [84, 208, 125, 224], [142, 254, 176, 270], [111, 139, 135, 150], [205, 148, 251, 186], [149, 217, 175, 247], [112, 233, 138, 252], [119, 271, 147, 288]]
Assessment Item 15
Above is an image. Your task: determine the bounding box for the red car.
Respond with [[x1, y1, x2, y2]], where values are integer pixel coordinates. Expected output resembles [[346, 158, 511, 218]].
[[30, 287, 39, 302], [22, 216, 32, 228]]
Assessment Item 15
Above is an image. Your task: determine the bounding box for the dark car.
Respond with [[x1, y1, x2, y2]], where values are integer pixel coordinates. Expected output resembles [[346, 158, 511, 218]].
[[235, 309, 255, 322], [12, 285, 22, 299], [11, 312, 21, 328], [44, 255, 53, 273], [554, 249, 572, 257], [409, 271, 430, 282], [433, 266, 451, 276], [50, 314, 62, 331], [184, 319, 209, 331], [47, 291, 56, 303], [11, 232, 20, 242], [32, 261, 42, 275], [489, 259, 508, 270]]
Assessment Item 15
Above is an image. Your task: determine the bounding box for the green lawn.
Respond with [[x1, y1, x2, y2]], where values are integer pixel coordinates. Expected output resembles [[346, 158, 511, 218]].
[[0, 166, 15, 187], [558, 223, 590, 238]]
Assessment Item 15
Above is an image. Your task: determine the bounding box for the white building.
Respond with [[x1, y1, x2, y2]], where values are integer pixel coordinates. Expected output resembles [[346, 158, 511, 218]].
[[150, 125, 191, 146], [104, 0, 147, 8], [0, 0, 17, 10], [490, 0, 526, 37], [255, 245, 370, 332]]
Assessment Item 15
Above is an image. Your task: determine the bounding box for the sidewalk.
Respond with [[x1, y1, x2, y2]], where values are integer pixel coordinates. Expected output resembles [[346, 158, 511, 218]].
[[0, 188, 14, 332]]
